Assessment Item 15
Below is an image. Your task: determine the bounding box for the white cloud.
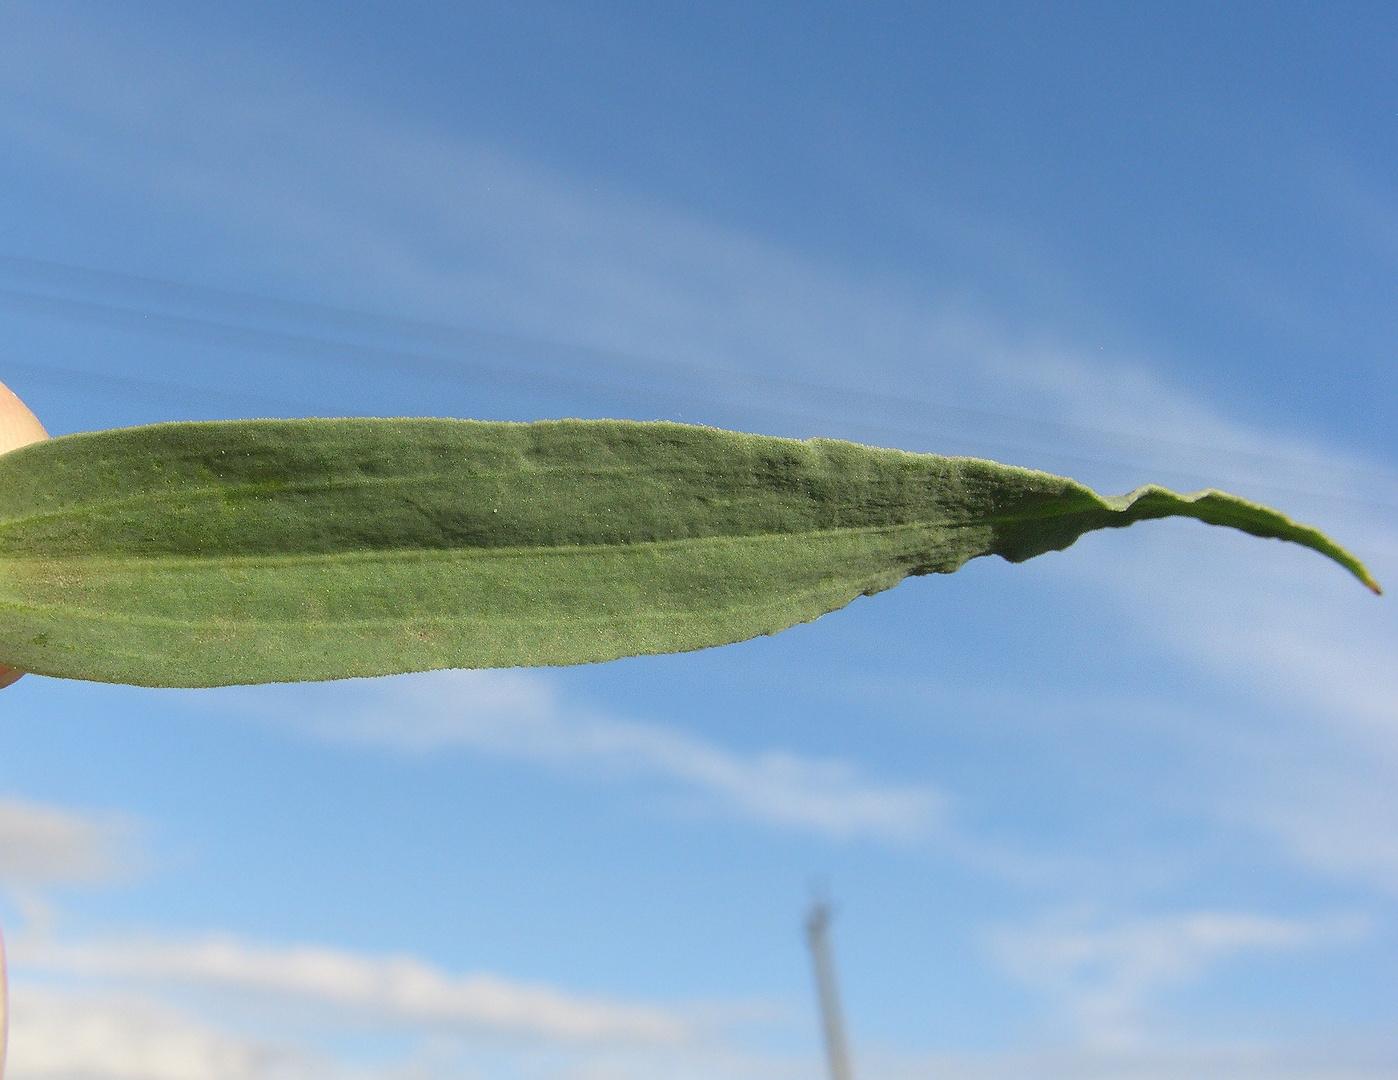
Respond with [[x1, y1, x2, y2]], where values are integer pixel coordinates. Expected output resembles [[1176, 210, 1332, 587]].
[[5, 935, 803, 1080], [11, 953, 1394, 1080], [6, 987, 319, 1080], [16, 934, 693, 1047], [991, 910, 1367, 1050], [257, 669, 941, 843], [877, 1044, 1397, 1080], [0, 798, 136, 886]]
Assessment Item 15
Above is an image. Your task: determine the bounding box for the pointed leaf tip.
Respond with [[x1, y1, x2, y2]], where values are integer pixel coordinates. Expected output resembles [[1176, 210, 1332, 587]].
[[1096, 484, 1381, 596]]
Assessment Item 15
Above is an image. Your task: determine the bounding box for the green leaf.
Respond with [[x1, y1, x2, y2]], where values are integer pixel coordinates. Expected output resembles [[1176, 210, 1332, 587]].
[[0, 418, 1379, 687]]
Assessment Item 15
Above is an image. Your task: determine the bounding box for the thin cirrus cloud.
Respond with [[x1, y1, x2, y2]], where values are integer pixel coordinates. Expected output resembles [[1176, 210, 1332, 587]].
[[5, 4, 1396, 551], [3, 2, 1395, 492], [4, 982, 783, 1080], [5, 3, 1396, 511], [14, 933, 694, 1047], [248, 669, 942, 844], [0, 2, 1261, 459], [990, 909, 1368, 1050]]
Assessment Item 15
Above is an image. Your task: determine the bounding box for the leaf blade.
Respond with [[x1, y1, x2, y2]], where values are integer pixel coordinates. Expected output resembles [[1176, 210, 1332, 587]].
[[0, 418, 1377, 687]]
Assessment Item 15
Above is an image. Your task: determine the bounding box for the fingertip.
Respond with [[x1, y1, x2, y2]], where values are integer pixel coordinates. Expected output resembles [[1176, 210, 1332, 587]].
[[0, 378, 49, 456]]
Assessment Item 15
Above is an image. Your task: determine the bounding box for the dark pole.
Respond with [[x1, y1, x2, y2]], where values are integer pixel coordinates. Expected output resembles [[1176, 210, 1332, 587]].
[[806, 900, 854, 1080]]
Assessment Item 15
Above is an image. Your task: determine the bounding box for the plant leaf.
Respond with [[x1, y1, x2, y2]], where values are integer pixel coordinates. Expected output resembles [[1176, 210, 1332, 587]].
[[0, 418, 1379, 687]]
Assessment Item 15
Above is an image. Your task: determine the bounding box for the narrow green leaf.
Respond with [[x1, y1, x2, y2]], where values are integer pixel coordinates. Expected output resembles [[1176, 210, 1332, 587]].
[[0, 418, 1379, 687]]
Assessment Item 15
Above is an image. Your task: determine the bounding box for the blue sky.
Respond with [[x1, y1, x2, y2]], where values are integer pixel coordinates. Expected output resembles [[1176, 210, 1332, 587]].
[[0, 3, 1395, 1078]]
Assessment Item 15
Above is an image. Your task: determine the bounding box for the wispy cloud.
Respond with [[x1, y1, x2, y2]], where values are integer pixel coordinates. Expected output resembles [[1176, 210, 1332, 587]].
[[17, 933, 693, 1047], [248, 669, 941, 843], [7, 933, 803, 1080], [6, 982, 798, 1080], [7, 987, 322, 1080], [877, 1043, 1398, 1080], [0, 797, 137, 886], [991, 909, 1367, 1050], [12, 930, 1392, 1080]]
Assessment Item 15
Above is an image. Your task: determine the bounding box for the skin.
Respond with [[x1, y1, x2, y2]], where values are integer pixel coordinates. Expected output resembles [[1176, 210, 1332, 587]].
[[0, 379, 49, 689]]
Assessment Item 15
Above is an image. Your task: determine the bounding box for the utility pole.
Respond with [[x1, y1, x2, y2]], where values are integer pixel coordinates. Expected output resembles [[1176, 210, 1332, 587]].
[[806, 900, 854, 1080]]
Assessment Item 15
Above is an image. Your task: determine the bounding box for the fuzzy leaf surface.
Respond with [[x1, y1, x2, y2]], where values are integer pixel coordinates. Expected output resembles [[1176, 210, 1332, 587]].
[[0, 418, 1377, 687]]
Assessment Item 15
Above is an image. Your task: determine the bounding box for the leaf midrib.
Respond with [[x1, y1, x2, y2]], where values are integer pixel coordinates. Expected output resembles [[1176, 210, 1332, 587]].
[[0, 519, 941, 570]]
